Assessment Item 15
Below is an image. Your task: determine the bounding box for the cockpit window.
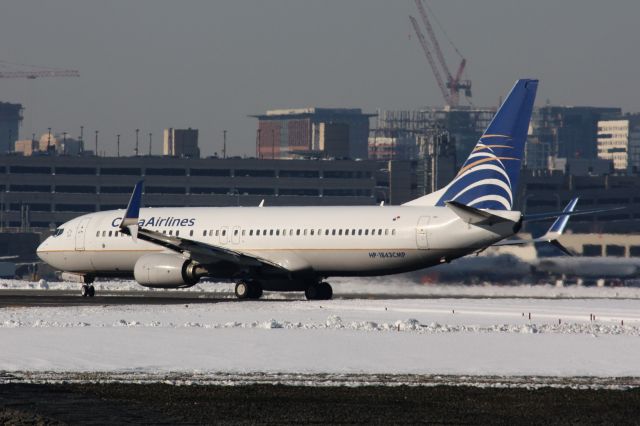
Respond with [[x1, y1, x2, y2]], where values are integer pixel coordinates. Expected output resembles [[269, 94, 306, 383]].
[[53, 228, 64, 237]]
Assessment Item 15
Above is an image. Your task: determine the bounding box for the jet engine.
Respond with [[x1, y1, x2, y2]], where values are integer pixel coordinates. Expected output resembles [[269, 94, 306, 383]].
[[133, 253, 203, 288]]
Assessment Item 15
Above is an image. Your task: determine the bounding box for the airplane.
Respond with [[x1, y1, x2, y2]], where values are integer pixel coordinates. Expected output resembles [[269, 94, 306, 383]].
[[36, 79, 616, 299]]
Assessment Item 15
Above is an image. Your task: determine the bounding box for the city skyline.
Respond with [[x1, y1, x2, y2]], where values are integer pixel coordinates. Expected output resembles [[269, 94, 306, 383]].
[[1, 0, 638, 157]]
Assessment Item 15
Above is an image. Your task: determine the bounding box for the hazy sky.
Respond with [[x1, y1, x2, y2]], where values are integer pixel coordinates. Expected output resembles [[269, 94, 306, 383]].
[[1, 0, 638, 157]]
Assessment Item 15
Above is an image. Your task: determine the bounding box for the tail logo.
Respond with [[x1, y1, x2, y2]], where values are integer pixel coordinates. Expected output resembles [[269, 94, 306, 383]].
[[436, 135, 517, 210]]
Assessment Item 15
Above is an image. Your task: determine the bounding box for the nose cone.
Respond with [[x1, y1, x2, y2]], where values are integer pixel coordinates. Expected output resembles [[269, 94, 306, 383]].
[[36, 238, 50, 263]]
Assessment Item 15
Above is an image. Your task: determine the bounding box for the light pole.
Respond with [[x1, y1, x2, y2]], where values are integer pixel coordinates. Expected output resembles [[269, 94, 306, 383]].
[[62, 132, 67, 155], [47, 127, 51, 152], [148, 133, 152, 156], [117, 134, 120, 157], [223, 130, 227, 159], [135, 128, 139, 156], [94, 130, 99, 157]]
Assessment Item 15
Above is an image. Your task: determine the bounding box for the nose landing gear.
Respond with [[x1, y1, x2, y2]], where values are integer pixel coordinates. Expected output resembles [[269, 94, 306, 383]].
[[235, 281, 263, 299]]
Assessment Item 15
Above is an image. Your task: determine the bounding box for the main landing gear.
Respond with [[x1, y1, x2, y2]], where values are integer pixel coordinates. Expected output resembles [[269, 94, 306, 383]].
[[81, 284, 95, 297], [235, 281, 263, 300], [305, 282, 333, 301]]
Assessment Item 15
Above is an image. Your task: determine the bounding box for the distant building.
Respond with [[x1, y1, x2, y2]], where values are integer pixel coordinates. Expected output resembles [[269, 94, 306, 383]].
[[163, 128, 199, 158], [597, 116, 640, 172], [253, 108, 373, 160], [0, 102, 23, 154], [14, 139, 39, 156], [368, 134, 417, 161], [532, 106, 621, 160], [374, 107, 495, 168], [524, 136, 551, 171], [14, 133, 83, 156]]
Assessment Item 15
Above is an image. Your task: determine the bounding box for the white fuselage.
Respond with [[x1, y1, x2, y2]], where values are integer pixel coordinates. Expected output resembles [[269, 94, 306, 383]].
[[37, 205, 521, 279]]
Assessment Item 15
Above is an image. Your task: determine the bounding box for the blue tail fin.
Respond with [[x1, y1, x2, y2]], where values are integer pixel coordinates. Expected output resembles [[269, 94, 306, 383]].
[[404, 79, 538, 210]]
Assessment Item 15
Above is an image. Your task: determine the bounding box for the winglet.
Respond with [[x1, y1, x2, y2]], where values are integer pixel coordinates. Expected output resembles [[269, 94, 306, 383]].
[[539, 197, 578, 255], [120, 180, 143, 241]]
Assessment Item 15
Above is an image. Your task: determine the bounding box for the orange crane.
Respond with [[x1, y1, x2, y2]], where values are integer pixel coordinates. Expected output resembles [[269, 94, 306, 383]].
[[410, 0, 471, 107], [0, 60, 79, 79]]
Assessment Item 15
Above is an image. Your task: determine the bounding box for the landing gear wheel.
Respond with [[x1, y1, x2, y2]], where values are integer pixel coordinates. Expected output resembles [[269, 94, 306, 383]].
[[235, 281, 263, 300], [319, 282, 333, 300], [81, 284, 89, 297], [235, 282, 250, 299], [87, 285, 95, 297], [249, 284, 263, 299], [305, 282, 333, 301]]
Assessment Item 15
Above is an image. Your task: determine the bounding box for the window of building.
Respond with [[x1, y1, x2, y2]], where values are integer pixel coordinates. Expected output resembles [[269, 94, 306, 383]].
[[606, 245, 625, 257], [235, 169, 275, 178], [55, 204, 95, 212], [278, 170, 320, 178], [145, 186, 186, 194], [10, 166, 51, 174], [145, 168, 186, 176], [55, 185, 96, 194], [582, 244, 602, 256], [629, 246, 640, 257], [55, 167, 96, 175], [100, 167, 141, 176], [279, 188, 320, 196], [9, 185, 51, 193], [190, 168, 231, 177], [190, 187, 229, 195]]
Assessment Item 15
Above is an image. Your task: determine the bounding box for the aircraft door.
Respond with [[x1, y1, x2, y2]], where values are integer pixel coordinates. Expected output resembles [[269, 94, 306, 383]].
[[416, 216, 429, 249], [75, 218, 91, 251], [231, 226, 240, 244]]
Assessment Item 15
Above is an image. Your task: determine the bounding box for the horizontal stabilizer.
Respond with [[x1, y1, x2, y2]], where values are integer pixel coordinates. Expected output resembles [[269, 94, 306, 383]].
[[445, 201, 515, 225]]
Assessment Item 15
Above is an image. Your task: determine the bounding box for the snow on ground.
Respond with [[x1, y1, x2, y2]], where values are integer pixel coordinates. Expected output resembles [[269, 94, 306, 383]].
[[3, 277, 640, 299], [2, 286, 640, 380]]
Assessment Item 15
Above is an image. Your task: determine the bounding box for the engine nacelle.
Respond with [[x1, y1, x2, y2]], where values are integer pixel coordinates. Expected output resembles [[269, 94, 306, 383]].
[[133, 253, 201, 288]]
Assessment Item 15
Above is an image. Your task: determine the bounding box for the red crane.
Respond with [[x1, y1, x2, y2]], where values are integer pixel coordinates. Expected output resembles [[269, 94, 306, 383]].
[[0, 60, 79, 79], [410, 0, 471, 107]]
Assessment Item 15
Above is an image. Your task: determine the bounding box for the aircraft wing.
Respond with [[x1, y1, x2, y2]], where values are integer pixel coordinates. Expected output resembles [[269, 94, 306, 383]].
[[118, 181, 292, 275]]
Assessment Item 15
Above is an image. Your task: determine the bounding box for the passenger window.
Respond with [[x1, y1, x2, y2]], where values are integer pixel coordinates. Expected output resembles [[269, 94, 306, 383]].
[[162, 230, 166, 234], [189, 230, 193, 237], [378, 229, 382, 235], [303, 229, 307, 236], [310, 229, 314, 236], [385, 229, 389, 235], [242, 230, 245, 236], [358, 229, 362, 235], [222, 230, 226, 236], [176, 230, 180, 236], [351, 229, 356, 235], [332, 229, 336, 236], [250, 230, 254, 236], [102, 230, 106, 237], [338, 229, 343, 236], [270, 230, 274, 236], [276, 230, 280, 236], [234, 229, 238, 236], [169, 230, 173, 235], [215, 230, 219, 236], [96, 231, 100, 237], [202, 230, 207, 237], [295, 229, 300, 236], [108, 231, 112, 237], [392, 229, 396, 236]]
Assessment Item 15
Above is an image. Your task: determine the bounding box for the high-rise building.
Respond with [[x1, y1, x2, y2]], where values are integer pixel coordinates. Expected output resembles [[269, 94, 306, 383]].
[[597, 115, 640, 172], [253, 108, 373, 159], [0, 102, 23, 154], [163, 128, 199, 158], [532, 106, 621, 160]]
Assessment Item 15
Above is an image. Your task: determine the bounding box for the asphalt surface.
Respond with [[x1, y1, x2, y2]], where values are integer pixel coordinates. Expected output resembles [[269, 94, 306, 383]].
[[3, 383, 640, 425]]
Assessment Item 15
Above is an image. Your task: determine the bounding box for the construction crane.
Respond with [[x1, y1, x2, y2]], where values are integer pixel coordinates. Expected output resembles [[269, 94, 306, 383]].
[[410, 0, 471, 107], [0, 60, 79, 79]]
